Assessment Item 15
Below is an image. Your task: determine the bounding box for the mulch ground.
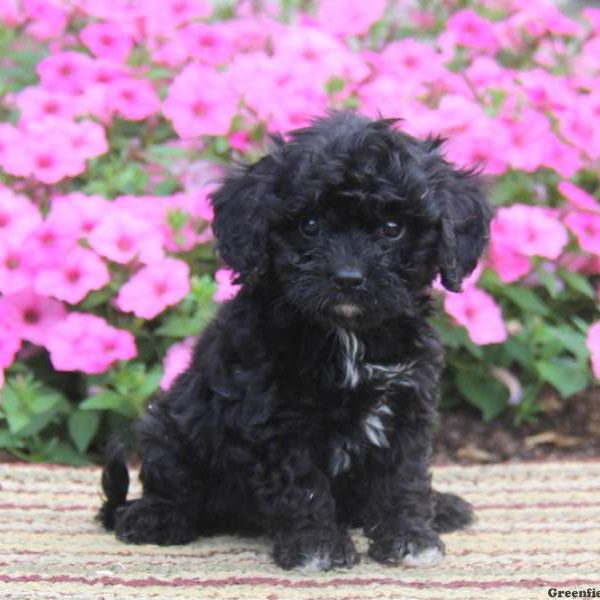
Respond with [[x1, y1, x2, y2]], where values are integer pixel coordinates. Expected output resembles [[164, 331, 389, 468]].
[[436, 387, 600, 465]]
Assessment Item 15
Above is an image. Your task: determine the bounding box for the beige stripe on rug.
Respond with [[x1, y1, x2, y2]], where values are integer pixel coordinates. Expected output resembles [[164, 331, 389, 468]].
[[0, 461, 599, 600]]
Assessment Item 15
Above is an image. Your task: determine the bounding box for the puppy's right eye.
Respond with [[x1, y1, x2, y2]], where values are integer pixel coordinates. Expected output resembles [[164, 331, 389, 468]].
[[300, 216, 319, 237]]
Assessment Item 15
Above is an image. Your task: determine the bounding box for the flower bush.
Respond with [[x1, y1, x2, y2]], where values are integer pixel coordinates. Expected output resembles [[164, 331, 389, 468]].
[[0, 0, 599, 463]]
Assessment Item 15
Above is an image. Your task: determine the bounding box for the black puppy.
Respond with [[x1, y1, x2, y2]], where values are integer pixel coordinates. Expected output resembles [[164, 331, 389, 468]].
[[99, 111, 491, 570]]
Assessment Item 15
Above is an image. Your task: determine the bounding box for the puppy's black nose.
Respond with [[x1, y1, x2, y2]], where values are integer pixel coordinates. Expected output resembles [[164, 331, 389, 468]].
[[333, 268, 365, 289]]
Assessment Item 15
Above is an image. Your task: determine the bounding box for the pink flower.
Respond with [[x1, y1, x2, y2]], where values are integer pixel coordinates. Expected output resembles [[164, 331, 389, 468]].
[[584, 7, 600, 35], [35, 247, 110, 305], [48, 193, 109, 239], [443, 121, 510, 175], [447, 9, 499, 52], [180, 22, 235, 66], [492, 205, 569, 260], [214, 268, 241, 303], [488, 244, 532, 283], [89, 59, 131, 86], [163, 64, 239, 138], [444, 287, 508, 345], [46, 313, 136, 374], [28, 131, 86, 184], [558, 107, 600, 160], [23, 0, 67, 40], [62, 120, 109, 160], [107, 78, 161, 121], [144, 0, 212, 29], [564, 212, 600, 256], [228, 131, 251, 153], [0, 289, 66, 347], [502, 110, 551, 173], [0, 241, 36, 294], [541, 140, 582, 178], [0, 187, 42, 245], [80, 22, 134, 62], [115, 258, 190, 319], [273, 27, 369, 86], [160, 337, 195, 390], [316, 0, 388, 37], [0, 124, 33, 177], [587, 321, 600, 379], [24, 220, 78, 269], [88, 212, 164, 265], [558, 181, 600, 214], [376, 39, 444, 83], [0, 0, 22, 26], [16, 87, 78, 123], [0, 321, 22, 371], [37, 51, 94, 94]]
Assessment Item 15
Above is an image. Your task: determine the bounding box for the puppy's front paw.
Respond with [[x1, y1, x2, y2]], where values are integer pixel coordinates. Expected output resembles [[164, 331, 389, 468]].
[[368, 530, 445, 567], [274, 531, 359, 571]]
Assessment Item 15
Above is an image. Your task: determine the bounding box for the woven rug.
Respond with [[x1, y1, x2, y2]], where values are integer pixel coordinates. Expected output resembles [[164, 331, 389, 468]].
[[0, 462, 599, 600]]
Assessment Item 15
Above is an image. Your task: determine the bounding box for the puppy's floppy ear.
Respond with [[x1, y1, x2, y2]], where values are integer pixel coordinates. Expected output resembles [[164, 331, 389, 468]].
[[211, 154, 278, 286], [435, 163, 493, 293]]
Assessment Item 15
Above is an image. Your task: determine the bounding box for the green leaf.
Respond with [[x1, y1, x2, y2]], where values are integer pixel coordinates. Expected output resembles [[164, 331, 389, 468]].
[[456, 369, 508, 422], [68, 411, 101, 454], [535, 266, 560, 299], [80, 392, 137, 418], [1, 385, 30, 434], [42, 441, 92, 466], [214, 137, 230, 155], [155, 177, 180, 196], [326, 76, 345, 94], [503, 336, 535, 369], [136, 366, 162, 401], [501, 286, 550, 316], [537, 358, 589, 399], [0, 428, 25, 450], [78, 287, 114, 310], [546, 325, 590, 363], [436, 321, 483, 358], [155, 313, 211, 338], [559, 269, 596, 299]]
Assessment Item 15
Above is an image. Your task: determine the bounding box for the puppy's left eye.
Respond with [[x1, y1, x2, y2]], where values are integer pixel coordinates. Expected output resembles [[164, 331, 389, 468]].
[[381, 221, 404, 239]]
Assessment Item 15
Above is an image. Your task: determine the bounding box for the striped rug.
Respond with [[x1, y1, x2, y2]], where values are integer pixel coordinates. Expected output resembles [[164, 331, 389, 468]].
[[0, 461, 599, 599]]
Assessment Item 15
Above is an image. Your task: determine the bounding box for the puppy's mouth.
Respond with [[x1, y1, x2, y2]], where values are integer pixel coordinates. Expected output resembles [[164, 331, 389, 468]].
[[331, 303, 363, 319]]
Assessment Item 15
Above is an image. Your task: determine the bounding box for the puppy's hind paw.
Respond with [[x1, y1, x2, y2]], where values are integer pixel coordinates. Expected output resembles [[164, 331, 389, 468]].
[[115, 496, 197, 546]]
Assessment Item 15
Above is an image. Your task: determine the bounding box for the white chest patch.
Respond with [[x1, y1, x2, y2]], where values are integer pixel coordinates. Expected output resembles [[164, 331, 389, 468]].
[[336, 329, 363, 388], [336, 329, 417, 393], [363, 402, 393, 448]]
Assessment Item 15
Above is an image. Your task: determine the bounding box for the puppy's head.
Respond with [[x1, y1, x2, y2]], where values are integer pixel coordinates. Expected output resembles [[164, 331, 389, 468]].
[[212, 112, 492, 330]]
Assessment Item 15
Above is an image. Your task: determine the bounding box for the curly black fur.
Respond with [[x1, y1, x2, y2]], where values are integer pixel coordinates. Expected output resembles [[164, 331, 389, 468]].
[[99, 111, 488, 570]]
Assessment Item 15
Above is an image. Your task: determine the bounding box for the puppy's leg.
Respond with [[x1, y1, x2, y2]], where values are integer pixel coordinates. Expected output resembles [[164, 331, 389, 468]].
[[255, 447, 359, 571], [113, 406, 202, 546], [363, 458, 444, 567], [362, 399, 445, 569]]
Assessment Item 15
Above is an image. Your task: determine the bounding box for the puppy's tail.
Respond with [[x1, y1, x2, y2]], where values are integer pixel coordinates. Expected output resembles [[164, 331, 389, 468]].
[[97, 438, 130, 531], [432, 490, 475, 533]]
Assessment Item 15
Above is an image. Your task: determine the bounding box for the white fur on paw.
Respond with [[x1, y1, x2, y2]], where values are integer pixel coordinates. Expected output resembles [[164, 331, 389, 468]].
[[300, 552, 331, 572], [401, 546, 444, 568]]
